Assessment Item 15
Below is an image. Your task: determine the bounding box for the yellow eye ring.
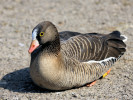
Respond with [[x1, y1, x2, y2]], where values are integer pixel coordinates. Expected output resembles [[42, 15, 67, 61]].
[[40, 32, 44, 36]]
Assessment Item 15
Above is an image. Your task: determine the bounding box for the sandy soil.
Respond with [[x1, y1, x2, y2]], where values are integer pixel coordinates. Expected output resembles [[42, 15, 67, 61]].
[[0, 0, 133, 100]]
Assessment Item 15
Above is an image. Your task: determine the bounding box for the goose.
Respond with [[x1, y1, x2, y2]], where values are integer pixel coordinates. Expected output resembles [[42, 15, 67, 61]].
[[28, 21, 127, 90]]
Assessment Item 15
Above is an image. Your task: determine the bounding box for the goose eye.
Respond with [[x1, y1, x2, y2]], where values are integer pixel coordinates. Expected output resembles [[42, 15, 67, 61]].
[[40, 32, 44, 36]]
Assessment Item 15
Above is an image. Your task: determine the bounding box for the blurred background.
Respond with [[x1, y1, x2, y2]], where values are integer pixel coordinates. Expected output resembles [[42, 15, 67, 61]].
[[0, 0, 133, 100]]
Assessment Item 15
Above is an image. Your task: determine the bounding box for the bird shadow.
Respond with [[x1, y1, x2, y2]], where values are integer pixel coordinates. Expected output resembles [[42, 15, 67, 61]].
[[0, 67, 90, 93], [0, 67, 59, 93]]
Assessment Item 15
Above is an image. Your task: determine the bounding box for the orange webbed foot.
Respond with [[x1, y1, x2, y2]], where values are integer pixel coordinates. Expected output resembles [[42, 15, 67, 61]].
[[86, 69, 111, 87]]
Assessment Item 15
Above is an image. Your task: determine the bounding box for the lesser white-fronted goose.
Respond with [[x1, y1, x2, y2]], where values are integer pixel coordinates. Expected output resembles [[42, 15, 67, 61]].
[[28, 21, 127, 90]]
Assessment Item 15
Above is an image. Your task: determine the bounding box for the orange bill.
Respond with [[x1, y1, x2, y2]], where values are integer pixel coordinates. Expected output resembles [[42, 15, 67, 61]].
[[28, 40, 39, 53]]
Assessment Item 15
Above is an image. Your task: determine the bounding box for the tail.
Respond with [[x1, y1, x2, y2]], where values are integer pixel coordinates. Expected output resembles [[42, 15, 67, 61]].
[[105, 31, 127, 59]]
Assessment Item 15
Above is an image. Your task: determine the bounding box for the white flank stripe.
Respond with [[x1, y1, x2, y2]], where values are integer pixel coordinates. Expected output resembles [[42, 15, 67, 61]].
[[85, 57, 116, 64]]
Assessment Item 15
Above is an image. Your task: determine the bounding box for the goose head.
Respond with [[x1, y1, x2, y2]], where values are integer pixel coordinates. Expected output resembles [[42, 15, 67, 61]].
[[28, 21, 59, 54]]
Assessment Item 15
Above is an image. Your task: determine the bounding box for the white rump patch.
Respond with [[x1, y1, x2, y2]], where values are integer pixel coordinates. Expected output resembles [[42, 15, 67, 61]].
[[85, 57, 116, 64], [32, 28, 38, 40], [121, 35, 128, 42]]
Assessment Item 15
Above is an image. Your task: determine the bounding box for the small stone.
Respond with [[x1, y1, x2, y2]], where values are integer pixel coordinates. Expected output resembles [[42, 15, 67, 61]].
[[18, 43, 25, 47]]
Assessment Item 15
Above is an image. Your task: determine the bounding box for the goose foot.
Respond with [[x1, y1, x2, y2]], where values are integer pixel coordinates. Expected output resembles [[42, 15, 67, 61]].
[[86, 69, 111, 87], [102, 69, 111, 78], [86, 81, 97, 87]]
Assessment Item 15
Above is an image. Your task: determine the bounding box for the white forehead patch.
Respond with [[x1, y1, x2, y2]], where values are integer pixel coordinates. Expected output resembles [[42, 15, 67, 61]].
[[32, 28, 38, 40]]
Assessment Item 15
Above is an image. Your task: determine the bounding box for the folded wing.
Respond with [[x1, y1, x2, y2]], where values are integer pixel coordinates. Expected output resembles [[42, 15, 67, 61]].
[[61, 31, 126, 62]]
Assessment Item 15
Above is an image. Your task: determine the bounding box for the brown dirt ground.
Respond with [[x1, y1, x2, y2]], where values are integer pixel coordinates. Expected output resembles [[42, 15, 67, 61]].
[[0, 0, 133, 100]]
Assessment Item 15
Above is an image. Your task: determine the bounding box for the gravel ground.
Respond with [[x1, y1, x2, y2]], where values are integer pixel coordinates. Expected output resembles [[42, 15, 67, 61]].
[[0, 0, 133, 100]]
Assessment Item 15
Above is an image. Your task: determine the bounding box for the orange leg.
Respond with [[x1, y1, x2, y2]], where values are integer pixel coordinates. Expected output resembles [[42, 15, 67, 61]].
[[103, 69, 111, 78], [86, 69, 111, 87], [86, 81, 97, 87]]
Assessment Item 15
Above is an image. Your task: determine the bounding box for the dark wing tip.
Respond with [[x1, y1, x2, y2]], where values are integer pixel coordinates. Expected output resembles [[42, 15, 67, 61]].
[[110, 30, 121, 38], [109, 31, 127, 42]]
